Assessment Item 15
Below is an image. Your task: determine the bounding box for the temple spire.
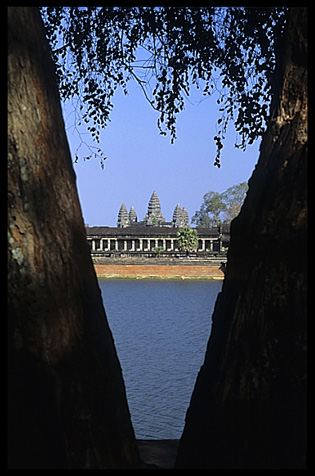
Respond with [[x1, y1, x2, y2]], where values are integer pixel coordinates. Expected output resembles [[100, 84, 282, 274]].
[[117, 203, 129, 228], [116, 192, 188, 228], [173, 204, 183, 228], [172, 204, 190, 228], [182, 207, 190, 227], [144, 191, 165, 225], [129, 206, 137, 224]]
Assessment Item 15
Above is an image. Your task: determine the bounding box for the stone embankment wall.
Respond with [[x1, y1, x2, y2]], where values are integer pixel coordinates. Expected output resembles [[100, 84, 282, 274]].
[[93, 257, 226, 279]]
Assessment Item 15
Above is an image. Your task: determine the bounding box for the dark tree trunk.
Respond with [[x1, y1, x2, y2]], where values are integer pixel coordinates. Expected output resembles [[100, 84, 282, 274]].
[[176, 8, 307, 469], [8, 7, 140, 469]]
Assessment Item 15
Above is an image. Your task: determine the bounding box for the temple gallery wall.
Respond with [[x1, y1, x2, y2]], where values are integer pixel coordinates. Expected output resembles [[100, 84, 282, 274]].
[[86, 191, 230, 257]]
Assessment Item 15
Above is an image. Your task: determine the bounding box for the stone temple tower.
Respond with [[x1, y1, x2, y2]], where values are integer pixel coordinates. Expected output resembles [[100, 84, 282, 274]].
[[117, 203, 129, 228], [172, 204, 183, 228], [129, 206, 137, 224], [172, 204, 190, 227], [144, 191, 165, 225], [116, 192, 189, 228], [182, 207, 190, 226]]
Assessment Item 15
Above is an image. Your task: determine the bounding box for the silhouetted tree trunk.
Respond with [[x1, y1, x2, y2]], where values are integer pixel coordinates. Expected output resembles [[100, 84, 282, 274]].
[[176, 8, 307, 469], [8, 7, 140, 469]]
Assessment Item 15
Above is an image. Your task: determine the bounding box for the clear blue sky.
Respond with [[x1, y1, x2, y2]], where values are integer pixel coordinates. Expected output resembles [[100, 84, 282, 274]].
[[63, 80, 261, 227]]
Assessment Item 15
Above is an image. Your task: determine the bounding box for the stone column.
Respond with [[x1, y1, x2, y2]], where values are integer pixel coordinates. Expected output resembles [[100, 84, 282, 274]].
[[210, 240, 213, 252], [124, 240, 127, 251], [139, 239, 143, 251], [115, 239, 118, 251], [92, 239, 96, 251]]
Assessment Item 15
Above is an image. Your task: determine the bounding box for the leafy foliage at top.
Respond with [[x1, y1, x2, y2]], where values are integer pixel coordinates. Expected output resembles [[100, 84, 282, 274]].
[[40, 7, 288, 166]]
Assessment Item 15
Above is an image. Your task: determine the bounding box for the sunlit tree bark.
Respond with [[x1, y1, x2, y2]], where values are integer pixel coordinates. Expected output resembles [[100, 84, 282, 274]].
[[176, 7, 307, 469], [8, 7, 140, 469]]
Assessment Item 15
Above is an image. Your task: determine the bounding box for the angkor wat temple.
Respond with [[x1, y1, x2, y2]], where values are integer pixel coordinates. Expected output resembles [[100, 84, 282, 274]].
[[86, 191, 230, 258], [117, 191, 190, 228]]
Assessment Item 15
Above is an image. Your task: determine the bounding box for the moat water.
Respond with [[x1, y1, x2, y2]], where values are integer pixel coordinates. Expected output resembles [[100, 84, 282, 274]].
[[99, 279, 222, 440]]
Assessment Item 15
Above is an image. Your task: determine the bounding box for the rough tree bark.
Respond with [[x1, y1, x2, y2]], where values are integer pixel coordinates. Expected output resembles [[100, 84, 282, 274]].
[[8, 7, 140, 469], [176, 8, 307, 469]]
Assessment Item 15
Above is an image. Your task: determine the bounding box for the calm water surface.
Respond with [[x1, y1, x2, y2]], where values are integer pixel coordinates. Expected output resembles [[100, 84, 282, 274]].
[[98, 279, 222, 439]]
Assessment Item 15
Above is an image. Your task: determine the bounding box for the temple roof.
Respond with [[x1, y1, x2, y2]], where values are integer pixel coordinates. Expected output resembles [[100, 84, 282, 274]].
[[86, 225, 230, 237]]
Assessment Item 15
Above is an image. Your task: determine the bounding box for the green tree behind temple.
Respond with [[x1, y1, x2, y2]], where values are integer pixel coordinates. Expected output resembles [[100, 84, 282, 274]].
[[192, 182, 248, 227], [222, 182, 249, 222], [192, 191, 226, 227]]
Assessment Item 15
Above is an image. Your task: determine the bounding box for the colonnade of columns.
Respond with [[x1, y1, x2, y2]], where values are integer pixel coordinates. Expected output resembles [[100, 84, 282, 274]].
[[89, 237, 221, 253], [197, 238, 222, 252]]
